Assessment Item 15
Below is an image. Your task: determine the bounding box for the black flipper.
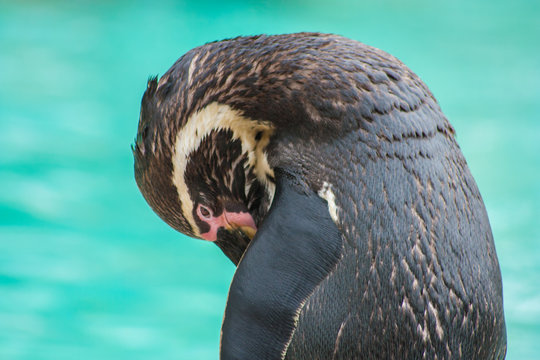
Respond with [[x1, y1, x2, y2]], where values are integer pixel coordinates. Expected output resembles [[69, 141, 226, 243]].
[[220, 170, 343, 359]]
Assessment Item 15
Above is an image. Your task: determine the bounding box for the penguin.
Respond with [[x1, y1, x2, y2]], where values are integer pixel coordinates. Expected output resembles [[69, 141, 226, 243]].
[[133, 33, 506, 359]]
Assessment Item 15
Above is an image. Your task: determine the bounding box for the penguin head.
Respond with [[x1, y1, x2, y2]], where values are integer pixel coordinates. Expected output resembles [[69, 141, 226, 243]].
[[133, 69, 275, 262], [133, 33, 355, 261]]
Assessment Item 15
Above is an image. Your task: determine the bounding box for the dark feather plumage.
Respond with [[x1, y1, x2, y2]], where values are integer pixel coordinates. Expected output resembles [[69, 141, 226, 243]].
[[134, 33, 506, 359]]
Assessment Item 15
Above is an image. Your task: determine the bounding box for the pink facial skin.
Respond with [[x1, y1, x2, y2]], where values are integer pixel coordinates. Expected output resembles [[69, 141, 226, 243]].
[[197, 204, 257, 242]]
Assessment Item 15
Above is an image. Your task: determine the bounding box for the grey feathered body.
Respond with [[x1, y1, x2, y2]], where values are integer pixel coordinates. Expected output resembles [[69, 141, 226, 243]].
[[279, 86, 506, 359], [134, 33, 506, 359]]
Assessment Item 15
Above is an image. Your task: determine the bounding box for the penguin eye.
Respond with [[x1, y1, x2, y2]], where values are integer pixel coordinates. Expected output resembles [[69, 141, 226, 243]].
[[197, 204, 213, 220]]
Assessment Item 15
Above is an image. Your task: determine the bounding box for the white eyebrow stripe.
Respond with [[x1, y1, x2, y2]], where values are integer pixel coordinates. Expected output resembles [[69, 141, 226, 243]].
[[172, 102, 275, 237]]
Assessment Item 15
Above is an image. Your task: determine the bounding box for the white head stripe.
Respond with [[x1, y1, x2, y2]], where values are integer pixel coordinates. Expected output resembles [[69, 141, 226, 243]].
[[172, 102, 275, 237]]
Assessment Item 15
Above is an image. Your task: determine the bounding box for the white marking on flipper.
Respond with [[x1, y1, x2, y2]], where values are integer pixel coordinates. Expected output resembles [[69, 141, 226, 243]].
[[318, 181, 340, 225]]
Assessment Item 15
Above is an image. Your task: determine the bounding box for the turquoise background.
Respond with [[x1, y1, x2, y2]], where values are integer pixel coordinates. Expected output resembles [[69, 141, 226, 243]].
[[1, 0, 539, 358]]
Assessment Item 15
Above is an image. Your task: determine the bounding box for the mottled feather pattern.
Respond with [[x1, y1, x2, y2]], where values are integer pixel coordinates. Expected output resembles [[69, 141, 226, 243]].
[[134, 33, 506, 359], [284, 133, 505, 359]]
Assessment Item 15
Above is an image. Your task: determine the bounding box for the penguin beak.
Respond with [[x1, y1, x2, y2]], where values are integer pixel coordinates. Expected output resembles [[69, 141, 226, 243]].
[[223, 211, 257, 240], [199, 202, 257, 242]]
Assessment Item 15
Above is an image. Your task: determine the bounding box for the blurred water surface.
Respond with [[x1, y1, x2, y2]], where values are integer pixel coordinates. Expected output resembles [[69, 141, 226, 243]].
[[0, 0, 539, 358]]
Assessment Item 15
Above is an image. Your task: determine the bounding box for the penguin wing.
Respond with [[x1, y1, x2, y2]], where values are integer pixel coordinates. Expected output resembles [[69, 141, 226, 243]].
[[220, 169, 343, 360]]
